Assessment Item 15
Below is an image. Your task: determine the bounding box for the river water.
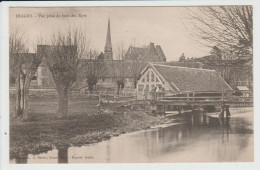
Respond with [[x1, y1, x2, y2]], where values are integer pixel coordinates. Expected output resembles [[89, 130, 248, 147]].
[[11, 107, 254, 163]]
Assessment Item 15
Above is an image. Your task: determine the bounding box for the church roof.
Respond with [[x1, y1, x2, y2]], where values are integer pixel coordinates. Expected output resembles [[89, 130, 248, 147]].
[[105, 18, 112, 50]]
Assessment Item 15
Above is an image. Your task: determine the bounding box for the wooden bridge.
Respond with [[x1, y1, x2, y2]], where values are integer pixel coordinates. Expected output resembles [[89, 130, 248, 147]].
[[152, 91, 253, 118], [96, 90, 252, 119]]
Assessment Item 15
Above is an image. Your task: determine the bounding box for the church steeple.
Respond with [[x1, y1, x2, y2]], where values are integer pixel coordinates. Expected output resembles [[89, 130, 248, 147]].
[[104, 18, 113, 60]]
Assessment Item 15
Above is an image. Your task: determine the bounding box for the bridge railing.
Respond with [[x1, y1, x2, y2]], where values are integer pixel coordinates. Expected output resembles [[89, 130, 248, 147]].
[[155, 91, 227, 103]]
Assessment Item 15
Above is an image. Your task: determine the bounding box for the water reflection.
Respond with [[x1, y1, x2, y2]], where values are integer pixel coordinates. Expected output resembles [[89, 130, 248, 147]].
[[11, 107, 254, 163], [57, 145, 69, 163]]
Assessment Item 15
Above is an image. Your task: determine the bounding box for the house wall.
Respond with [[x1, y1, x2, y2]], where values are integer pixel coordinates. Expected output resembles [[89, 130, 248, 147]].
[[37, 61, 55, 88], [137, 67, 170, 99]]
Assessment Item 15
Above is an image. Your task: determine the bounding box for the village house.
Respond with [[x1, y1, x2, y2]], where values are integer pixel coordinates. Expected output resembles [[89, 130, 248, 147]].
[[235, 86, 251, 98], [11, 18, 248, 98], [136, 63, 232, 99], [124, 43, 166, 62], [10, 18, 167, 93]]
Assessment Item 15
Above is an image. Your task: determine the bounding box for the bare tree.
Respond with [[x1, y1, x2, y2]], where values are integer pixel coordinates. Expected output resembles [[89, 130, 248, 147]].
[[129, 54, 144, 89], [40, 28, 88, 118], [186, 6, 253, 60], [21, 40, 44, 120], [84, 50, 105, 92], [112, 43, 126, 94], [10, 29, 43, 120], [10, 28, 27, 118]]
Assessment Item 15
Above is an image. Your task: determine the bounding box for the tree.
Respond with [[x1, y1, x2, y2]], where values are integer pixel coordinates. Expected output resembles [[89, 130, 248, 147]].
[[186, 6, 253, 60], [112, 43, 126, 94], [128, 54, 144, 89], [179, 53, 186, 62], [40, 28, 88, 118], [9, 29, 27, 119], [10, 29, 43, 120], [20, 52, 43, 120], [84, 50, 104, 92]]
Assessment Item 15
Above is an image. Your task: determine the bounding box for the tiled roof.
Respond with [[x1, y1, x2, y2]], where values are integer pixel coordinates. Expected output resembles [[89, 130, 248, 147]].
[[125, 43, 165, 62], [152, 64, 232, 92], [155, 45, 166, 62], [78, 60, 147, 78], [155, 61, 203, 68]]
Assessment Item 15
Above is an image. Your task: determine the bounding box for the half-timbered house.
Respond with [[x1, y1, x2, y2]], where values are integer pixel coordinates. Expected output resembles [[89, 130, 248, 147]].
[[136, 63, 232, 99]]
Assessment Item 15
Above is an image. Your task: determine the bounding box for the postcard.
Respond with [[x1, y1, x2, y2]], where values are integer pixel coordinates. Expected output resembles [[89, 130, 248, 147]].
[[0, 1, 259, 170]]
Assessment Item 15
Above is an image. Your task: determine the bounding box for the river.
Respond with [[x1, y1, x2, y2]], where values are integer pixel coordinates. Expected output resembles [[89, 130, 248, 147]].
[[11, 107, 254, 163]]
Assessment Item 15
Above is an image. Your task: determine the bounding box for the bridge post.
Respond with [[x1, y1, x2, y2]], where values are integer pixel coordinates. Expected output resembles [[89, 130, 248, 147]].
[[226, 105, 231, 117], [220, 105, 225, 118], [178, 107, 182, 116], [203, 111, 207, 124], [163, 104, 166, 116], [191, 112, 194, 125], [187, 93, 189, 102], [222, 89, 224, 102]]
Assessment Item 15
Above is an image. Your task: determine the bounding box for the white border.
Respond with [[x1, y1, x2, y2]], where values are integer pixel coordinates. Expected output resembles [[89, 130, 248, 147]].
[[1, 1, 260, 170]]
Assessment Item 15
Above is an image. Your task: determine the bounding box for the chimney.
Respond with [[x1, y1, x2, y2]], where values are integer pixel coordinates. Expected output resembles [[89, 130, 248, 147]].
[[150, 42, 154, 47]]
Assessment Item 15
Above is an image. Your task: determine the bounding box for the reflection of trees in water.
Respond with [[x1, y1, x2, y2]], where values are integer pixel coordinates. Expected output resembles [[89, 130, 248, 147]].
[[216, 115, 253, 161], [230, 117, 253, 135], [57, 145, 69, 164], [106, 140, 111, 162], [15, 156, 28, 164], [14, 152, 28, 164], [143, 119, 211, 157], [143, 110, 252, 160], [143, 110, 253, 161]]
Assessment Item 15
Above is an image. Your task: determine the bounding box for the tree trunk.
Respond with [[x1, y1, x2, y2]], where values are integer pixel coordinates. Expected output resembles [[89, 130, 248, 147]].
[[57, 84, 69, 118], [15, 69, 22, 117], [22, 74, 32, 120]]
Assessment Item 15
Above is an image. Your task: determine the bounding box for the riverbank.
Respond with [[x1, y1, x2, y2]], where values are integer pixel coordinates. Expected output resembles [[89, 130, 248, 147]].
[[10, 97, 168, 159]]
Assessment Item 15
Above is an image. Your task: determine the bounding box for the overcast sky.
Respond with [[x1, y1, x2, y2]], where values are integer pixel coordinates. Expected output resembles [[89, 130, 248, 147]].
[[9, 7, 210, 61]]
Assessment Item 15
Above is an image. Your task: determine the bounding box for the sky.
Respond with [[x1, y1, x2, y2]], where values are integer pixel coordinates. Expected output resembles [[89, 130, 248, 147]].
[[9, 7, 211, 61]]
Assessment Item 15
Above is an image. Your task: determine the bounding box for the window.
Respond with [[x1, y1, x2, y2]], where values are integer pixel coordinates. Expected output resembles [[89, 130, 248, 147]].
[[156, 77, 159, 82], [142, 78, 145, 83], [138, 84, 144, 92], [144, 85, 149, 93], [152, 85, 156, 91], [151, 72, 155, 82], [146, 71, 150, 82], [32, 76, 37, 80]]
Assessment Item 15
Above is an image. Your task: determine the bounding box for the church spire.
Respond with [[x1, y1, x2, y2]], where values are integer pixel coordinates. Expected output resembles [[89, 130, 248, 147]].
[[104, 18, 113, 60]]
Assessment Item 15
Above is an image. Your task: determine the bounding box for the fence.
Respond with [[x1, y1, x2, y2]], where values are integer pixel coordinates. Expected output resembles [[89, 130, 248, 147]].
[[99, 90, 138, 104]]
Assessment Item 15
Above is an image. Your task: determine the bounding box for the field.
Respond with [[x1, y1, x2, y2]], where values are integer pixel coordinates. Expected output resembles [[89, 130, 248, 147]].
[[9, 96, 167, 159]]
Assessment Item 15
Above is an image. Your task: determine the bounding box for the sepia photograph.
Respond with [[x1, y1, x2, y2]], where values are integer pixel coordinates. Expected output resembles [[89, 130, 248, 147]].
[[5, 4, 254, 164]]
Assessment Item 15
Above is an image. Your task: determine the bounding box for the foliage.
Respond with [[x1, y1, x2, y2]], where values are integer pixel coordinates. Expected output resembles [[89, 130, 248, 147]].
[[9, 28, 43, 120], [41, 28, 89, 117], [186, 6, 253, 60], [179, 53, 186, 62]]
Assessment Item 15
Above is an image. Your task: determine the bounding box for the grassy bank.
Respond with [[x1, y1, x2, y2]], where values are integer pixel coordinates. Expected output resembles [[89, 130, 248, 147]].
[[10, 97, 167, 159]]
